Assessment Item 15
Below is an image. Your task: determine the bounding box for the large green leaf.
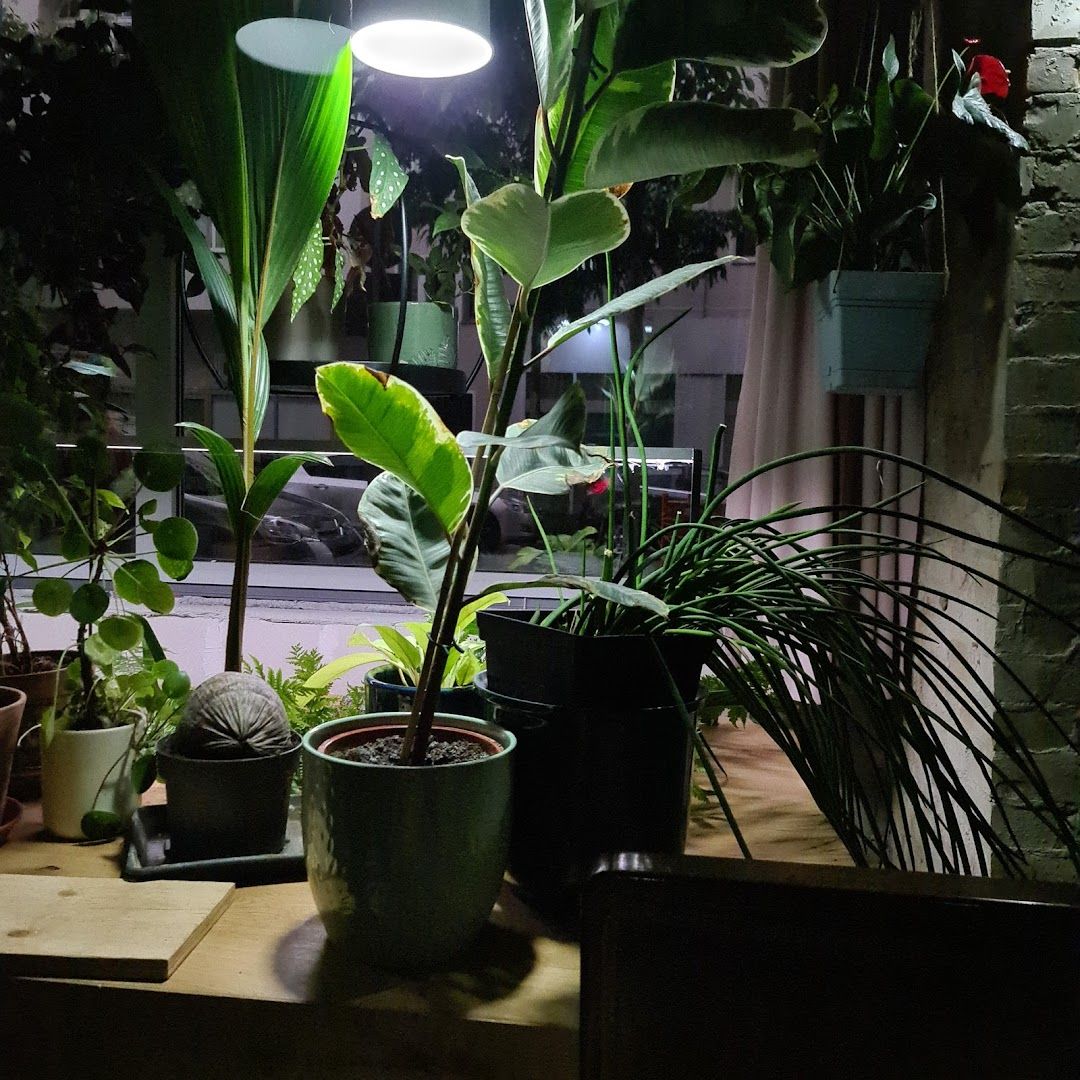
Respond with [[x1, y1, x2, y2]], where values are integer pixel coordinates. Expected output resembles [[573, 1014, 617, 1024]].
[[613, 0, 828, 73], [448, 156, 512, 379], [140, 6, 353, 456], [525, 0, 576, 109], [542, 258, 738, 353], [316, 364, 472, 535], [496, 386, 607, 495], [460, 183, 551, 287], [535, 2, 675, 194], [461, 184, 629, 289], [358, 472, 450, 611], [586, 103, 820, 188]]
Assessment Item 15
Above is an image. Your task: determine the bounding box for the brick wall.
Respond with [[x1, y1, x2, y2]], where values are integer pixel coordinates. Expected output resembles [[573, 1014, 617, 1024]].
[[993, 5, 1080, 880]]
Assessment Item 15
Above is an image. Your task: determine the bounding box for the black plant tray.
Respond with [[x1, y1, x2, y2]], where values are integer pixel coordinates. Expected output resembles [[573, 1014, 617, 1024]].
[[121, 800, 306, 886]]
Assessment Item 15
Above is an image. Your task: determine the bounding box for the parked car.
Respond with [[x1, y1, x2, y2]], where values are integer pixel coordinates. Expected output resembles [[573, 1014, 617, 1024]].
[[183, 455, 367, 565]]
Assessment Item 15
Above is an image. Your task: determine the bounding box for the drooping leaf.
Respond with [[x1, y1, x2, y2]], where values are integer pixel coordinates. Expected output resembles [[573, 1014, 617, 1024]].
[[461, 183, 629, 289], [291, 218, 324, 320], [539, 190, 630, 287], [496, 385, 606, 495], [316, 364, 472, 535], [952, 80, 1030, 150], [178, 422, 244, 529], [613, 0, 827, 73], [81, 810, 123, 841], [460, 183, 552, 287], [358, 471, 450, 611], [586, 103, 820, 188], [448, 155, 511, 379], [525, 0, 576, 109], [367, 131, 409, 219], [240, 453, 332, 535], [32, 579, 73, 618], [543, 258, 737, 353], [483, 575, 670, 617]]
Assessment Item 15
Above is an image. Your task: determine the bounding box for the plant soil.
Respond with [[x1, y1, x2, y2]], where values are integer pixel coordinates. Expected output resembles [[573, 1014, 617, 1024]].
[[0, 654, 59, 677], [331, 734, 488, 767]]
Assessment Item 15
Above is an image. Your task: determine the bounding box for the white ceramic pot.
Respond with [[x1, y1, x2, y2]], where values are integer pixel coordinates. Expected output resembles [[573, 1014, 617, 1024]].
[[41, 724, 137, 839]]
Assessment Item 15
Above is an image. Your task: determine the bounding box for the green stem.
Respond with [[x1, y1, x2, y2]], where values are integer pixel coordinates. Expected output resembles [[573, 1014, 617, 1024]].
[[225, 529, 251, 672]]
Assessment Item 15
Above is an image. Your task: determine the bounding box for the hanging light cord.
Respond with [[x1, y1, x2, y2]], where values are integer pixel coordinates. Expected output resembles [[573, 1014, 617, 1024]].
[[388, 194, 409, 373]]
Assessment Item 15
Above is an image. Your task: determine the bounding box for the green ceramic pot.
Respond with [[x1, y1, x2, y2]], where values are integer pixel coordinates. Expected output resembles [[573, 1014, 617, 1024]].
[[368, 301, 457, 368], [302, 712, 515, 971]]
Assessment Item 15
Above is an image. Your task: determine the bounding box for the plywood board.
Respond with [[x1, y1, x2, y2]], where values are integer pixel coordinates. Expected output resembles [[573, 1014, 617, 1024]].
[[0, 873, 234, 982]]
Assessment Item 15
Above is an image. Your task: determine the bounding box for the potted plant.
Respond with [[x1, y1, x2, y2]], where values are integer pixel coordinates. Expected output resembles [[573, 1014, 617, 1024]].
[[295, 0, 828, 966], [156, 672, 299, 858], [0, 686, 27, 836], [304, 595, 509, 721], [306, 0, 1080, 926], [0, 9, 180, 797], [27, 441, 194, 839], [739, 34, 1027, 394]]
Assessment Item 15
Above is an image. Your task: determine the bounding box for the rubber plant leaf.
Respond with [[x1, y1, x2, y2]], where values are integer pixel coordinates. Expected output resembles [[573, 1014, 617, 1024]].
[[462, 183, 629, 289], [317, 364, 471, 535], [586, 102, 820, 188], [448, 155, 512, 380], [612, 0, 828, 74], [357, 471, 451, 611]]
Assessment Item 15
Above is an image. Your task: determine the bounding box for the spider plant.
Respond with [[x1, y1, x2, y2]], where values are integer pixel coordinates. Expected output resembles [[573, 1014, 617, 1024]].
[[137, 1, 353, 669], [531, 445, 1080, 877]]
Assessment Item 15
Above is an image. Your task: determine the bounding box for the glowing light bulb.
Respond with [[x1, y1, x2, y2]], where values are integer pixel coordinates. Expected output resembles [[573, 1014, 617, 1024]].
[[350, 19, 492, 78]]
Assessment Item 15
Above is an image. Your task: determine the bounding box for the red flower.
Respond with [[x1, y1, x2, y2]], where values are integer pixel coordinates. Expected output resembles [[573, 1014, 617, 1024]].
[[967, 54, 1010, 100], [587, 476, 610, 496]]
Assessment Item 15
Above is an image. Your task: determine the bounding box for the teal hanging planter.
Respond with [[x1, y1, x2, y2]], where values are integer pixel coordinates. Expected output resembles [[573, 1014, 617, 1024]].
[[302, 713, 514, 971], [815, 271, 943, 394], [368, 301, 457, 368]]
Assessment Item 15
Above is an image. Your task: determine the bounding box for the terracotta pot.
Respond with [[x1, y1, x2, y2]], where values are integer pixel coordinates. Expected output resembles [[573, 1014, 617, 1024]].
[[41, 723, 137, 840], [0, 650, 75, 801], [0, 686, 27, 811]]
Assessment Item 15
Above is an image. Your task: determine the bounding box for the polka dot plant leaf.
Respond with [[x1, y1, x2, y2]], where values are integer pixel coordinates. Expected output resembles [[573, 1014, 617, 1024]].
[[368, 132, 408, 220]]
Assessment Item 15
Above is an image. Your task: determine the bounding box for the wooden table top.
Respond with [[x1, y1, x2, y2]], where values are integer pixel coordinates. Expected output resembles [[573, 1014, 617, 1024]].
[[2, 721, 848, 1080]]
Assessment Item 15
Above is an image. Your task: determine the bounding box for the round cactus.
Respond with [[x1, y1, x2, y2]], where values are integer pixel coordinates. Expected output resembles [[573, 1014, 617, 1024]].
[[172, 672, 293, 759]]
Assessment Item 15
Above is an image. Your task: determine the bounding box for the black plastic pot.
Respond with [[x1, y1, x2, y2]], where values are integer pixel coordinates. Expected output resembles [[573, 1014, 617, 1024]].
[[476, 674, 703, 919], [476, 609, 709, 708], [156, 733, 301, 859], [364, 667, 484, 719]]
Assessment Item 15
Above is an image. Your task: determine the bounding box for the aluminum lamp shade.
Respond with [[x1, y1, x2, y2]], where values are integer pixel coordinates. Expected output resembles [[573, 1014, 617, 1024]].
[[351, 0, 492, 78]]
